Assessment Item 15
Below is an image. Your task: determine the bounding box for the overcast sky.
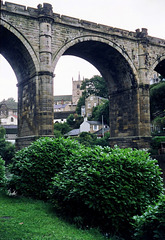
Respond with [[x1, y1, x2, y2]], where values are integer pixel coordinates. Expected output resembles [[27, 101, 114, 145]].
[[0, 0, 165, 101]]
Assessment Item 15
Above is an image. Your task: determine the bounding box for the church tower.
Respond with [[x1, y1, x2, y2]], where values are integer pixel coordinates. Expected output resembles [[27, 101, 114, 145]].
[[72, 73, 84, 104]]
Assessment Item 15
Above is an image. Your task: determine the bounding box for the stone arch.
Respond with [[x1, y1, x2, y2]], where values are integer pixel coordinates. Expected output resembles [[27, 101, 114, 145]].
[[52, 36, 145, 146], [148, 55, 165, 80], [52, 36, 138, 86], [0, 20, 41, 147], [0, 19, 39, 83]]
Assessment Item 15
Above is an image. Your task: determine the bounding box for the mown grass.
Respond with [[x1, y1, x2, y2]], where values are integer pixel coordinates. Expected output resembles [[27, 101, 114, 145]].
[[0, 192, 107, 240]]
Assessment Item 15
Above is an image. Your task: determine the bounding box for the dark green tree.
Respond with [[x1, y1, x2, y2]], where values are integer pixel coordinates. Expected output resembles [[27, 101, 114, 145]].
[[66, 114, 83, 129], [150, 81, 165, 120], [0, 126, 5, 139], [76, 95, 85, 115], [90, 100, 109, 125], [54, 122, 71, 136], [76, 75, 108, 115], [80, 75, 108, 98]]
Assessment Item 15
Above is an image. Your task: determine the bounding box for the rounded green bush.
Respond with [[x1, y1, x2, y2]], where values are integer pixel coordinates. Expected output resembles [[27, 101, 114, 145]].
[[133, 194, 165, 239], [8, 137, 81, 199], [0, 156, 5, 188], [49, 146, 164, 238]]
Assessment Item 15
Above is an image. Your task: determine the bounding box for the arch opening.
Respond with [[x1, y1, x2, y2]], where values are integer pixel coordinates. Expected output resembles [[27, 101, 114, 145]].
[[0, 25, 36, 83], [60, 40, 140, 142], [154, 59, 165, 78], [63, 40, 137, 94]]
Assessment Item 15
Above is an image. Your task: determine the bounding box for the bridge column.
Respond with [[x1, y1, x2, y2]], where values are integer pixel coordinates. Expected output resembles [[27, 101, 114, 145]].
[[109, 36, 151, 149], [37, 4, 54, 137], [16, 4, 54, 149]]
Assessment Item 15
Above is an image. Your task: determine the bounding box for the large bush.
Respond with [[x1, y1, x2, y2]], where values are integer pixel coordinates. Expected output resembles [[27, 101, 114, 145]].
[[133, 194, 165, 240], [0, 156, 5, 188], [150, 136, 165, 155], [0, 139, 15, 165], [8, 137, 80, 199], [49, 146, 163, 238]]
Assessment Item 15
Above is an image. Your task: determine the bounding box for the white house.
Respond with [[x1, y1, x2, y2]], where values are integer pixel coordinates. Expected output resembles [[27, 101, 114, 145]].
[[80, 117, 108, 134]]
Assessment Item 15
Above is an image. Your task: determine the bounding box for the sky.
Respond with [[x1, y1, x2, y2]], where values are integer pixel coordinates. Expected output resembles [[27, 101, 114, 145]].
[[0, 0, 165, 101]]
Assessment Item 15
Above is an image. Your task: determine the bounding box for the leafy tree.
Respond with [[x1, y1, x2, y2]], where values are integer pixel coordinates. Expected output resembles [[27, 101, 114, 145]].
[[76, 75, 108, 115], [0, 126, 15, 165], [77, 132, 97, 146], [0, 139, 15, 165], [150, 82, 165, 120], [0, 126, 5, 139], [76, 95, 85, 115], [66, 114, 83, 129], [54, 122, 71, 136], [90, 100, 109, 125], [81, 75, 108, 98]]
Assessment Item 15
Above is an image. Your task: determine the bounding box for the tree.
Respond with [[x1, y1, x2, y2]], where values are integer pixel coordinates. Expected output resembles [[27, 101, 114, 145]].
[[150, 81, 165, 120], [66, 114, 83, 129], [54, 122, 71, 136], [76, 95, 85, 115], [76, 75, 108, 115], [0, 126, 5, 139], [80, 75, 108, 98], [90, 99, 109, 125]]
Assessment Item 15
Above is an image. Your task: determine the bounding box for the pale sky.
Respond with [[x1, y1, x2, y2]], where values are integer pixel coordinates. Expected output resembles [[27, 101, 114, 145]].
[[0, 0, 165, 101]]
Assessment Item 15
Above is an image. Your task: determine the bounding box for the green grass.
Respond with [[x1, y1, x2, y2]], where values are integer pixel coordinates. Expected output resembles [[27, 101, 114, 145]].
[[0, 192, 107, 240]]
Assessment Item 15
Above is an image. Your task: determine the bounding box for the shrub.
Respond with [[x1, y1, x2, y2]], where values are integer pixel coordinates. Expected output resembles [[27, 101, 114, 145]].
[[8, 137, 80, 199], [49, 146, 163, 238], [133, 194, 165, 240], [0, 156, 5, 188], [0, 139, 15, 165], [150, 136, 165, 155]]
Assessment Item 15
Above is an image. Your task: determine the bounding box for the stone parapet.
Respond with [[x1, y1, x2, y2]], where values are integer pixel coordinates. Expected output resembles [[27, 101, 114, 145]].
[[1, 1, 165, 45]]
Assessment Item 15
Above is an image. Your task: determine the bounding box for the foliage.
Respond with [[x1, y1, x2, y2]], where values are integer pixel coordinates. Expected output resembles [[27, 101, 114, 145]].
[[152, 116, 165, 134], [89, 100, 109, 125], [66, 114, 83, 129], [150, 136, 165, 155], [77, 131, 110, 147], [0, 193, 106, 240], [76, 75, 108, 115], [0, 156, 5, 188], [49, 146, 163, 238], [8, 137, 81, 199], [76, 95, 85, 115], [132, 194, 165, 240], [150, 82, 165, 120], [77, 132, 97, 146], [54, 122, 71, 136], [0, 139, 15, 165], [80, 75, 108, 98], [0, 126, 6, 138]]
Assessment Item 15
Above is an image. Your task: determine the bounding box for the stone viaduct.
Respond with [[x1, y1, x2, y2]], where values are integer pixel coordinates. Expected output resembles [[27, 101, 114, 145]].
[[0, 2, 165, 149]]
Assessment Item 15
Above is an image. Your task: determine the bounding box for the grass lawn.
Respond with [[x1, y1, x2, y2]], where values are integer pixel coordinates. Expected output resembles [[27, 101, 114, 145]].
[[0, 192, 107, 240]]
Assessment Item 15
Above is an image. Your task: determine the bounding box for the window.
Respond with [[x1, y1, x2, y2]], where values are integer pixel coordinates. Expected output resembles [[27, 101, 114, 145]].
[[11, 117, 14, 122], [93, 125, 98, 131], [88, 103, 91, 109]]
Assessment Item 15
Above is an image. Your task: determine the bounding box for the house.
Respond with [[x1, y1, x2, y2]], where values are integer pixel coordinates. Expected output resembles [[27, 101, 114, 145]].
[[80, 117, 108, 134], [0, 99, 17, 120], [84, 95, 108, 118]]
